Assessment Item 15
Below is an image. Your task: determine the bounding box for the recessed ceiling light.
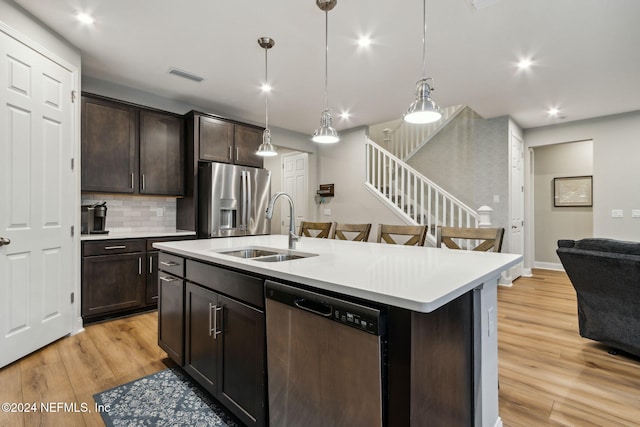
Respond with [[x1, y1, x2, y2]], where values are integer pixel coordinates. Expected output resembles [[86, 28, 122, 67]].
[[358, 36, 372, 48], [260, 83, 272, 92], [75, 12, 95, 25], [517, 57, 533, 70], [340, 111, 351, 120], [548, 107, 560, 117]]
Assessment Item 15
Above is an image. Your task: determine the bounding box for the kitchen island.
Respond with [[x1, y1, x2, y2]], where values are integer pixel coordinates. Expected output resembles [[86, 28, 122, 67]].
[[154, 235, 521, 427]]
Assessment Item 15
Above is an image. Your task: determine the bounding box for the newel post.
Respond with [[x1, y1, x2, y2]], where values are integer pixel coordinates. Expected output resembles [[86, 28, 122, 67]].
[[477, 206, 493, 228]]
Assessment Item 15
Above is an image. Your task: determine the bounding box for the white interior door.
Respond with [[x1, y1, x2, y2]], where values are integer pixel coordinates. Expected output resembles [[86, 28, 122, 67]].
[[281, 152, 308, 235], [509, 131, 524, 279], [0, 30, 74, 367]]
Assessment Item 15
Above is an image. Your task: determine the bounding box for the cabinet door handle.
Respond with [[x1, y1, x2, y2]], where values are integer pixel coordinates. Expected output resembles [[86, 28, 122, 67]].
[[209, 303, 223, 339], [141, 174, 145, 190], [149, 256, 153, 274], [130, 173, 134, 189], [159, 276, 178, 282], [104, 245, 126, 250], [159, 261, 179, 267], [236, 147, 239, 160], [138, 257, 142, 275], [228, 146, 232, 160]]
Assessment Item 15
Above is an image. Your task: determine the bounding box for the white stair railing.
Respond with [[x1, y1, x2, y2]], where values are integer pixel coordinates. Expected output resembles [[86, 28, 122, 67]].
[[365, 138, 482, 246], [384, 105, 465, 161]]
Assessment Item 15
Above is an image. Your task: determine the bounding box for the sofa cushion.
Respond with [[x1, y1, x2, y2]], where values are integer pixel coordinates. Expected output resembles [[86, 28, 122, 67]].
[[572, 238, 640, 256]]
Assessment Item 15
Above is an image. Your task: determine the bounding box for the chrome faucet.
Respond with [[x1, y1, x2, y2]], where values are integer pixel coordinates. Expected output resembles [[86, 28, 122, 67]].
[[266, 192, 299, 249]]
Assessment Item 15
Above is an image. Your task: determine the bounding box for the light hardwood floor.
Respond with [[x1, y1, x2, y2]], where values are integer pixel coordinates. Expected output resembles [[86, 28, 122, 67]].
[[1, 269, 639, 426]]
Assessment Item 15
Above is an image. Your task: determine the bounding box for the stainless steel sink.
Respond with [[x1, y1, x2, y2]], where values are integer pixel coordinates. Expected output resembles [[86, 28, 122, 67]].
[[254, 254, 306, 262], [219, 248, 280, 259], [217, 246, 317, 262]]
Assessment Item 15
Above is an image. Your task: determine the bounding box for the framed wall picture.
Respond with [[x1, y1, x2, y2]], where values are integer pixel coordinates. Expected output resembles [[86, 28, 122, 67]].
[[554, 176, 593, 207]]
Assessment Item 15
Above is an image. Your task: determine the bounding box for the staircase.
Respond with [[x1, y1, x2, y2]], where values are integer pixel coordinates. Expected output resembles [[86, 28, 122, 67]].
[[383, 105, 465, 161], [365, 138, 484, 247]]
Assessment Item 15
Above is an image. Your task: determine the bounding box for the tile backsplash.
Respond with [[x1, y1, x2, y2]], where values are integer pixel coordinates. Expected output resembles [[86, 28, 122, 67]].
[[81, 194, 177, 232]]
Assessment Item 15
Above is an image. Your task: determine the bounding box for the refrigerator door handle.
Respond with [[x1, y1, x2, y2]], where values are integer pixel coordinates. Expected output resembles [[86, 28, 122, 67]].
[[241, 170, 247, 231], [246, 171, 252, 234]]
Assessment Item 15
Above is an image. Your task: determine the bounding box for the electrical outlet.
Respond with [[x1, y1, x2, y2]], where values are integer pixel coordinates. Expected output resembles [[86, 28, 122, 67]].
[[156, 208, 164, 217], [493, 195, 500, 203], [611, 209, 624, 218], [632, 210, 640, 218], [323, 208, 331, 216]]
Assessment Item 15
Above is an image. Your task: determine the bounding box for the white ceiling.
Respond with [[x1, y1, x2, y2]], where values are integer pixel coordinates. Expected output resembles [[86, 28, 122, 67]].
[[12, 0, 640, 134]]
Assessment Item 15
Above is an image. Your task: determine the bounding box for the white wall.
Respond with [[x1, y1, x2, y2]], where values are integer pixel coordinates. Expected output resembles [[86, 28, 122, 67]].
[[525, 110, 640, 243], [532, 140, 593, 266], [0, 1, 80, 69], [315, 127, 409, 241]]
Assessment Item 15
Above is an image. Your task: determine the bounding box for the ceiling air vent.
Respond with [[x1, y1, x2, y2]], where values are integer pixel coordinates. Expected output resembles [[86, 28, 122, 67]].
[[168, 67, 204, 82]]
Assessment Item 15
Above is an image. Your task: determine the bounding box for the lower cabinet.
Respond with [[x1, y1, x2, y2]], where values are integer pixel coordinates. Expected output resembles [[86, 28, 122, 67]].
[[81, 235, 194, 323], [82, 240, 146, 319], [184, 282, 266, 427]]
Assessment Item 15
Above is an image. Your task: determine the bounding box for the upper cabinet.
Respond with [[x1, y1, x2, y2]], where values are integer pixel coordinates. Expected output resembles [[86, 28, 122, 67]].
[[191, 111, 264, 168], [81, 94, 185, 196], [81, 96, 137, 193], [139, 109, 185, 195]]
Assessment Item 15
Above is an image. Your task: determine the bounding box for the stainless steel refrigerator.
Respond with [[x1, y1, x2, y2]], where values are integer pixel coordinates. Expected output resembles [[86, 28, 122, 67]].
[[198, 162, 271, 238]]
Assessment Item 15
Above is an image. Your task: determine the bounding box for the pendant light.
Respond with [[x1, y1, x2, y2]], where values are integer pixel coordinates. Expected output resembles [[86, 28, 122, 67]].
[[256, 37, 278, 157], [404, 0, 442, 124], [312, 0, 339, 144]]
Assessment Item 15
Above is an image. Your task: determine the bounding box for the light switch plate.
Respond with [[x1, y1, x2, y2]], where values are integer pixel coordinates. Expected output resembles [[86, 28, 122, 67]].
[[632, 210, 640, 218], [611, 209, 624, 218], [323, 208, 331, 216]]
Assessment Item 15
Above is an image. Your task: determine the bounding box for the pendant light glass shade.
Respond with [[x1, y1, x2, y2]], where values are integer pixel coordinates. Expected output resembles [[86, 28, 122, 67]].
[[404, 0, 442, 124], [312, 0, 339, 144], [255, 37, 278, 157], [404, 78, 442, 124]]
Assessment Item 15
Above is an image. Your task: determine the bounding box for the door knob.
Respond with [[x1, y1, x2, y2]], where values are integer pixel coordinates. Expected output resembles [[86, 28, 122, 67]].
[[0, 237, 10, 246]]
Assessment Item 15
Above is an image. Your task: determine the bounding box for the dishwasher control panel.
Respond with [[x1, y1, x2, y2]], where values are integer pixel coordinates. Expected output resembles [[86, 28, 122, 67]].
[[265, 280, 384, 335]]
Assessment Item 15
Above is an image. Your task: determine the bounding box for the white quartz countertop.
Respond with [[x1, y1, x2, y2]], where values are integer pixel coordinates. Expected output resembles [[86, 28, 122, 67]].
[[81, 229, 196, 241], [154, 235, 522, 313]]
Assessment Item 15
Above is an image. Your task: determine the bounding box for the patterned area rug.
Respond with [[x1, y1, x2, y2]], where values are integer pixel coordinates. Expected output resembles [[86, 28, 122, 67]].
[[94, 367, 240, 426]]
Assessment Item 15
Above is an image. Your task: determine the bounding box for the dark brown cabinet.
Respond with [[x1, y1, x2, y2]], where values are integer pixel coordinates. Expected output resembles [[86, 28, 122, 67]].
[[139, 109, 185, 195], [184, 282, 265, 427], [198, 115, 234, 163], [157, 255, 266, 426], [82, 235, 193, 323], [158, 252, 186, 366], [81, 96, 137, 193], [81, 240, 146, 319], [190, 111, 263, 168], [81, 94, 185, 196], [234, 125, 263, 168]]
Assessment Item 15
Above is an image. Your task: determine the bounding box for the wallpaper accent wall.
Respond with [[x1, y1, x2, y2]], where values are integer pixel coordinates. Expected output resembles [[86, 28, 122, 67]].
[[407, 107, 509, 230]]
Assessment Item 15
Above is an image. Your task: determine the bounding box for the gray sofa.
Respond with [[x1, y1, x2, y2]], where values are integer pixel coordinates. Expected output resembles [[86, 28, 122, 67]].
[[557, 238, 640, 357]]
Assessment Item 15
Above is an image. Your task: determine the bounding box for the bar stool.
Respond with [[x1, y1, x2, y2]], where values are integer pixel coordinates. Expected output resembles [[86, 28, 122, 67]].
[[331, 223, 372, 242], [299, 221, 333, 238], [436, 226, 505, 252], [376, 224, 427, 246]]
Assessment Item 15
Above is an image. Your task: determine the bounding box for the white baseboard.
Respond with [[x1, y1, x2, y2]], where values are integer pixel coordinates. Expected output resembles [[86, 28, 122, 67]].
[[72, 316, 85, 335], [534, 261, 564, 271]]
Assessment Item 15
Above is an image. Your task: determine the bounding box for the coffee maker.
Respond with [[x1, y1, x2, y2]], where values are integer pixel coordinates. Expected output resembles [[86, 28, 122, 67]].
[[81, 202, 109, 234]]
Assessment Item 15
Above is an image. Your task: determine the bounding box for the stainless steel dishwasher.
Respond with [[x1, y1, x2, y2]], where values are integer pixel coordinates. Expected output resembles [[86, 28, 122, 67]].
[[265, 280, 386, 427]]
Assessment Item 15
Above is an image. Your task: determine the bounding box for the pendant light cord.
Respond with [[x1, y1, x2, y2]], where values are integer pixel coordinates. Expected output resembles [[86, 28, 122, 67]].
[[324, 10, 329, 110], [421, 0, 427, 79], [264, 48, 269, 129]]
